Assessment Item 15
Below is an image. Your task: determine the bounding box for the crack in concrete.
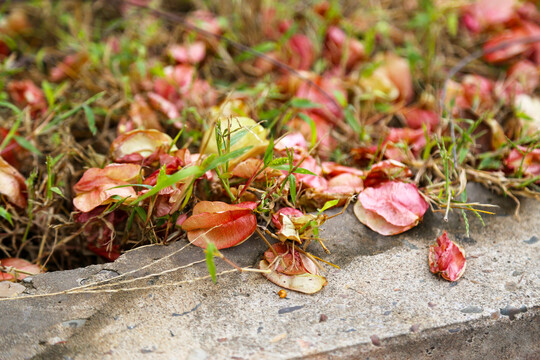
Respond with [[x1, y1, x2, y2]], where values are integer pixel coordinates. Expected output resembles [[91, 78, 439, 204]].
[[172, 302, 202, 317], [278, 305, 305, 314]]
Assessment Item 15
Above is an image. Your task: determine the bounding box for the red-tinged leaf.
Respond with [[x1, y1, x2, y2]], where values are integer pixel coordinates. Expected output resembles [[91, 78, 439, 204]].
[[176, 213, 188, 227], [322, 162, 364, 177], [461, 0, 517, 33], [75, 207, 127, 258], [232, 158, 282, 180], [505, 146, 540, 179], [384, 128, 427, 161], [182, 201, 257, 249], [382, 54, 413, 103], [264, 243, 318, 276], [73, 164, 141, 213], [288, 112, 337, 157], [444, 80, 471, 114], [169, 41, 206, 64], [0, 156, 27, 208], [283, 34, 314, 71], [187, 212, 257, 249], [74, 164, 141, 192], [364, 160, 412, 188], [260, 260, 327, 294], [498, 60, 540, 100], [189, 78, 218, 109], [351, 146, 379, 167], [191, 200, 257, 215], [354, 181, 428, 236], [186, 10, 223, 37], [272, 208, 305, 242], [7, 79, 48, 117], [324, 26, 365, 71], [461, 74, 494, 110], [360, 54, 413, 103], [127, 95, 164, 132], [148, 92, 180, 119], [0, 127, 24, 167], [354, 200, 414, 236], [182, 208, 253, 231], [87, 243, 121, 262], [295, 76, 345, 122], [0, 258, 42, 281], [293, 155, 328, 191], [260, 7, 292, 40], [167, 64, 196, 94], [232, 158, 264, 179], [50, 52, 89, 82], [428, 232, 466, 282], [259, 250, 327, 294], [359, 181, 428, 226], [517, 2, 540, 22], [400, 107, 439, 131], [271, 207, 304, 231], [274, 132, 308, 154], [483, 24, 538, 64], [110, 129, 173, 164], [0, 9, 30, 37], [326, 173, 364, 194]]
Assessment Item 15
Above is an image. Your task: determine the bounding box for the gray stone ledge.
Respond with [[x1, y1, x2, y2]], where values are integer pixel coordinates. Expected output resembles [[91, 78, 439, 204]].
[[0, 183, 538, 359]]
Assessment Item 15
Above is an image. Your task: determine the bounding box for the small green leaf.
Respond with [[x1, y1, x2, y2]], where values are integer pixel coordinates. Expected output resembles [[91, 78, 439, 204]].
[[133, 165, 203, 204], [364, 28, 376, 56], [50, 153, 64, 167], [228, 128, 249, 148], [268, 157, 288, 167], [205, 242, 218, 283], [291, 167, 317, 176], [517, 175, 540, 188], [83, 105, 97, 135], [312, 223, 319, 237], [447, 12, 458, 37], [298, 113, 317, 148], [333, 90, 347, 107], [289, 98, 322, 109], [0, 102, 22, 152], [125, 209, 136, 232], [13, 136, 42, 156], [318, 199, 339, 214], [41, 91, 105, 133], [270, 164, 317, 176], [478, 156, 501, 170], [0, 101, 22, 115], [202, 146, 253, 172], [344, 105, 362, 135], [104, 196, 130, 214], [134, 206, 147, 222], [234, 41, 276, 62], [458, 147, 468, 164], [46, 155, 54, 199], [169, 129, 184, 153], [42, 80, 55, 108], [50, 187, 65, 199], [264, 137, 274, 166], [288, 174, 296, 206], [0, 205, 13, 226], [106, 183, 154, 190]]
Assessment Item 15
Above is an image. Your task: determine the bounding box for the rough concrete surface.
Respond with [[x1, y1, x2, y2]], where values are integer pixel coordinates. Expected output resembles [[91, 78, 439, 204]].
[[0, 183, 539, 360]]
